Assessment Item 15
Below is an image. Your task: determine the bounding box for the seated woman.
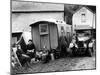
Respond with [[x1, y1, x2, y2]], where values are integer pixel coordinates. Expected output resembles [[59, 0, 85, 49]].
[[16, 45, 31, 67], [35, 50, 43, 61], [41, 46, 51, 63], [26, 40, 36, 58]]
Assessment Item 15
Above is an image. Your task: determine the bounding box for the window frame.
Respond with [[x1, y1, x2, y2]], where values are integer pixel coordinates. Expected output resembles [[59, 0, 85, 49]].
[[81, 13, 86, 22], [39, 24, 49, 35]]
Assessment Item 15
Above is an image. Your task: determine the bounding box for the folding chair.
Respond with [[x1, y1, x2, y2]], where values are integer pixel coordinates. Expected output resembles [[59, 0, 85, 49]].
[[12, 48, 22, 67]]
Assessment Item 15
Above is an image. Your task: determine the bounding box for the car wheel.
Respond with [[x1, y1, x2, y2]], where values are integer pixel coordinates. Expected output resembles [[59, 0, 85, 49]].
[[67, 48, 72, 56], [92, 44, 95, 54]]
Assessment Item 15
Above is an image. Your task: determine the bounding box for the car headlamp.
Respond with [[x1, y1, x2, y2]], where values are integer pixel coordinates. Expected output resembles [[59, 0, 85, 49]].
[[88, 42, 93, 47], [84, 43, 87, 48]]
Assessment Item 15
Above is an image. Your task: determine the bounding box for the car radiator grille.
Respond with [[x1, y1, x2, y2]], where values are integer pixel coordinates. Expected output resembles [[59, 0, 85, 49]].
[[77, 41, 84, 47]]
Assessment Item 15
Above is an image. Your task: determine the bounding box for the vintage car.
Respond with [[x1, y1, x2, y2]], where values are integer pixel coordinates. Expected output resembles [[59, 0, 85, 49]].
[[69, 30, 95, 56]]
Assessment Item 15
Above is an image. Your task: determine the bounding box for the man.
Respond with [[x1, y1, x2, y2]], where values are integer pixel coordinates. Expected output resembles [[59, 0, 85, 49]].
[[69, 37, 78, 56], [59, 30, 68, 57], [16, 45, 31, 67], [26, 40, 36, 58]]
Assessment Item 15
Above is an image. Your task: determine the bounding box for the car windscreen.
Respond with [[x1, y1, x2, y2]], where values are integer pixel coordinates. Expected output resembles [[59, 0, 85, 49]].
[[77, 31, 91, 41], [77, 31, 90, 37]]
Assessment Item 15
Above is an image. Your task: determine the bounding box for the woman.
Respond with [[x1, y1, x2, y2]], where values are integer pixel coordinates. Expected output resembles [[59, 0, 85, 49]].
[[16, 45, 31, 67]]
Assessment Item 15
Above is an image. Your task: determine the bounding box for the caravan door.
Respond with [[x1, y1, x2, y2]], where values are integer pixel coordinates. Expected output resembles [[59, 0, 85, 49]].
[[39, 24, 50, 50]]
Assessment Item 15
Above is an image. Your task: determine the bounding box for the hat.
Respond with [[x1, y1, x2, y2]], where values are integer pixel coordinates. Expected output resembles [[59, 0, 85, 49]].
[[28, 39, 32, 42]]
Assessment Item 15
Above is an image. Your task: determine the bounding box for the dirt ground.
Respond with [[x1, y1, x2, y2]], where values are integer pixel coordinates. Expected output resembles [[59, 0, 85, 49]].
[[11, 53, 96, 74]]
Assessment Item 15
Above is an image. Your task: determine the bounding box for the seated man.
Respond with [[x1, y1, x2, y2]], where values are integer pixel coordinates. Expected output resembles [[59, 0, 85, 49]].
[[69, 38, 78, 56], [16, 45, 31, 67], [26, 40, 36, 58]]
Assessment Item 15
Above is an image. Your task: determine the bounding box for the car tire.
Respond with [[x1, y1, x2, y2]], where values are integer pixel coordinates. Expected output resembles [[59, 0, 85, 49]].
[[67, 48, 72, 57]]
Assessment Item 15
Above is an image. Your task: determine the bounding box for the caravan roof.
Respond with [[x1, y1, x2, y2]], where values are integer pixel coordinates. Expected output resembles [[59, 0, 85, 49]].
[[30, 19, 67, 27]]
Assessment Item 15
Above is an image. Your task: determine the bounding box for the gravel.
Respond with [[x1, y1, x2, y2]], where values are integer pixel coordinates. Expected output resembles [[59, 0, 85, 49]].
[[11, 54, 96, 74]]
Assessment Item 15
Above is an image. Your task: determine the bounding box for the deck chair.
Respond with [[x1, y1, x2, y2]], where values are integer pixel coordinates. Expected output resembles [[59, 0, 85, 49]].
[[12, 47, 22, 67]]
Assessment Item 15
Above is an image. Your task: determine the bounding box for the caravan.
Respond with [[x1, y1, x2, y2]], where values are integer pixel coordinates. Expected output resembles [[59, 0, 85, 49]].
[[30, 19, 72, 58]]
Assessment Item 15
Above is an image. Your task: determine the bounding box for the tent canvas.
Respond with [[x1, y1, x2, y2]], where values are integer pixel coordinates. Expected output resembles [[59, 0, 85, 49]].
[[17, 31, 32, 53]]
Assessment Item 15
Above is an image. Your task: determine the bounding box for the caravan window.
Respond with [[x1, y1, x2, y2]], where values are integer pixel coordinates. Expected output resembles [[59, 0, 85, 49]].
[[80, 8, 87, 23], [81, 13, 86, 22], [61, 26, 64, 31], [39, 24, 48, 35]]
